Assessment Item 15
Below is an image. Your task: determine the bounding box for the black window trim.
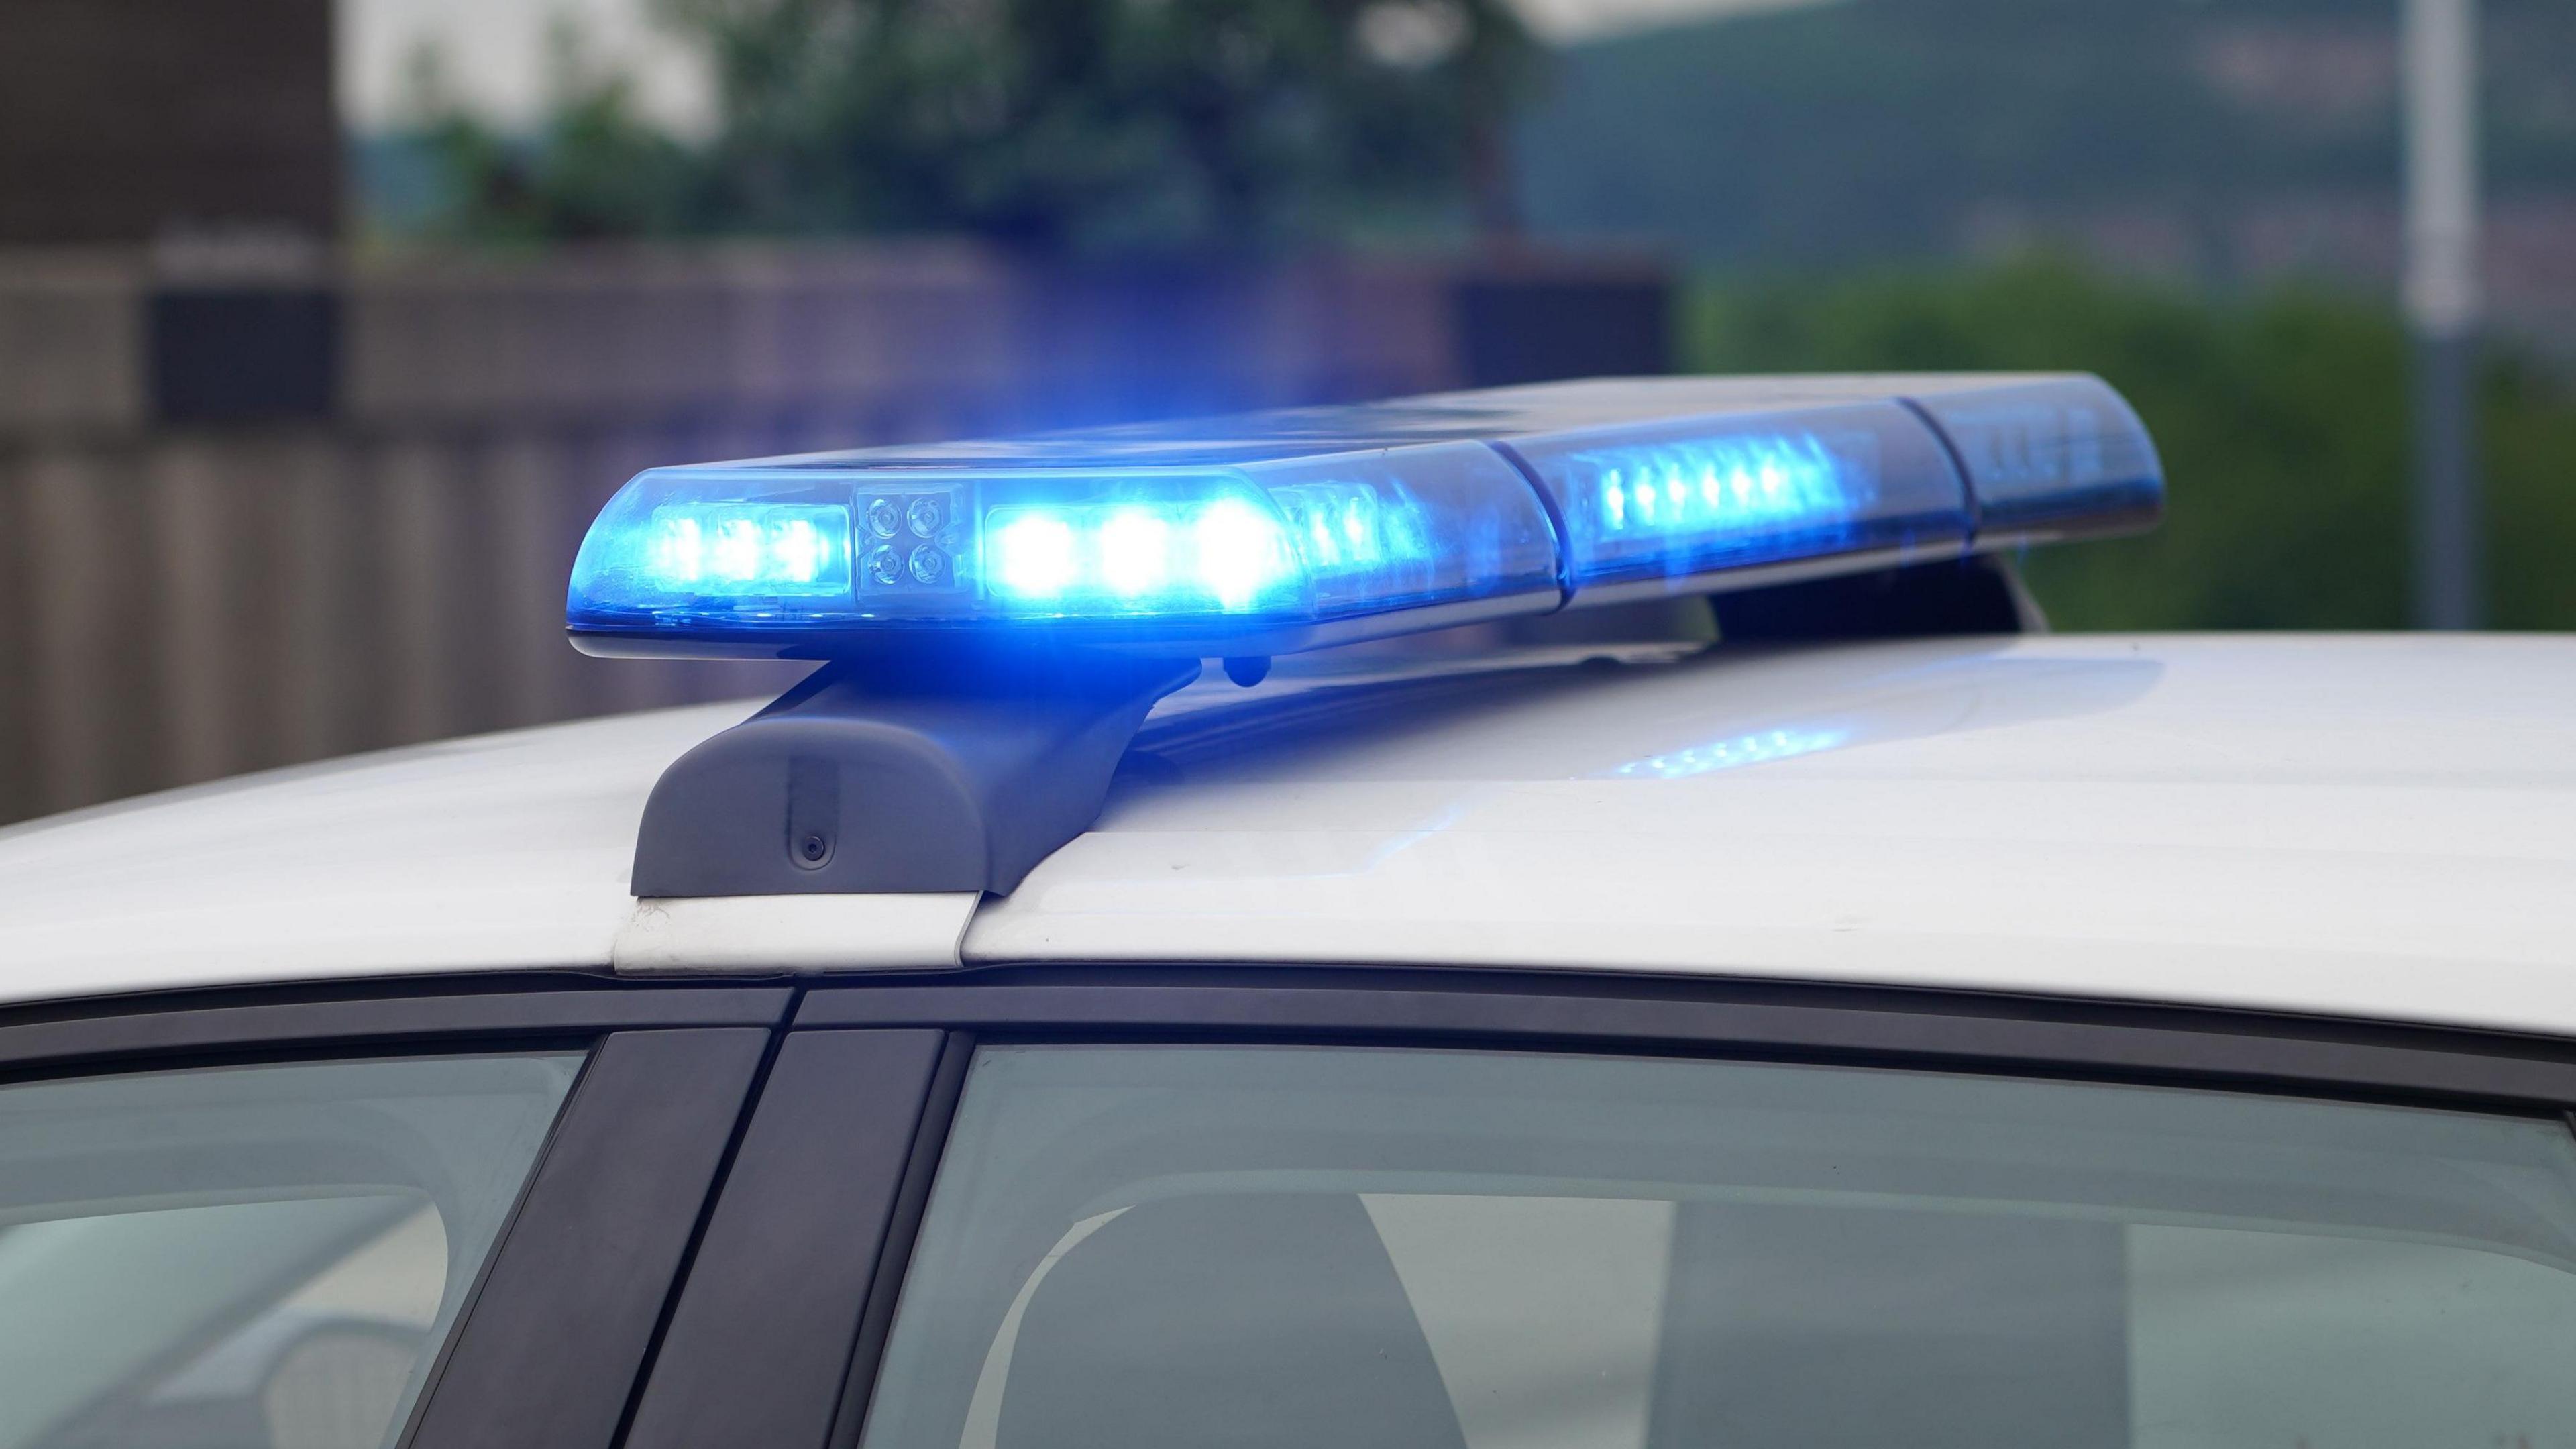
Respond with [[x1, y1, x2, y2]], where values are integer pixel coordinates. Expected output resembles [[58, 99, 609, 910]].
[[0, 973, 792, 1078], [799, 963, 2576, 1113]]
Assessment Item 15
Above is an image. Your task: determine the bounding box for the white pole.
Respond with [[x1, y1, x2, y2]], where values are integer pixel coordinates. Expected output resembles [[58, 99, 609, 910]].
[[2403, 0, 2481, 629]]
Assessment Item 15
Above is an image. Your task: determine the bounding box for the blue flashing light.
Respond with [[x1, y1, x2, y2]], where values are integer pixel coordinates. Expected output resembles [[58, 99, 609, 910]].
[[1593, 433, 1851, 543], [642, 503, 851, 598], [566, 375, 2161, 658], [985, 496, 1299, 615], [566, 442, 1561, 649], [1509, 400, 1974, 593]]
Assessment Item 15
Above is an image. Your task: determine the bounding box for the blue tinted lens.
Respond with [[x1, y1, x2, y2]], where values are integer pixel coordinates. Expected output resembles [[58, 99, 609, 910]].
[[564, 442, 1561, 643], [1505, 400, 1974, 594], [1908, 376, 2165, 539], [566, 376, 2159, 657]]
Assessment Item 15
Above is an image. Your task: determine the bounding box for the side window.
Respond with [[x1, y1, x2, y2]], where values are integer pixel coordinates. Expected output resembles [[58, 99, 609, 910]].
[[861, 1045, 2576, 1449], [0, 1053, 582, 1449]]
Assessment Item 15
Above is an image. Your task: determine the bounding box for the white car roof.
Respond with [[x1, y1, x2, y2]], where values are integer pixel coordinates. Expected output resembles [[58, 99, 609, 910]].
[[3, 633, 2572, 1036]]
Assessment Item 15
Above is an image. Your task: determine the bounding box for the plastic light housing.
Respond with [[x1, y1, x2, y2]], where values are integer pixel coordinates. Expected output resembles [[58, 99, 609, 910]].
[[567, 373, 2165, 659], [1904, 375, 2165, 540], [1502, 398, 1973, 598], [568, 441, 1563, 657]]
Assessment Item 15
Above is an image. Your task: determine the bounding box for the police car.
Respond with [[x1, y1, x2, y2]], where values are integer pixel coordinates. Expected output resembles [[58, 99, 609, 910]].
[[1, 375, 2572, 1449]]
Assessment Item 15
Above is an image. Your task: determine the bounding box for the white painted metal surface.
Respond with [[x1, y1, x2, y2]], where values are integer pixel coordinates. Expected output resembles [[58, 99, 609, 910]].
[[0, 701, 753, 1002], [612, 892, 977, 973], [968, 633, 2576, 1036], [2, 633, 2573, 1035]]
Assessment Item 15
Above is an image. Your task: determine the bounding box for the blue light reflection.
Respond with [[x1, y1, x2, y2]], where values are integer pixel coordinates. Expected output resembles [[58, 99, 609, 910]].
[[1610, 725, 1850, 779]]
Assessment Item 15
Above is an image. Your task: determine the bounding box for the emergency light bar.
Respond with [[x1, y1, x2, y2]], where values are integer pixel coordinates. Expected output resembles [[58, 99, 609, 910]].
[[568, 374, 2160, 660]]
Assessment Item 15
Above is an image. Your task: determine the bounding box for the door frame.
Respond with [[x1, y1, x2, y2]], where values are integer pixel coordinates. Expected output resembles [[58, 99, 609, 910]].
[[627, 962, 2576, 1449]]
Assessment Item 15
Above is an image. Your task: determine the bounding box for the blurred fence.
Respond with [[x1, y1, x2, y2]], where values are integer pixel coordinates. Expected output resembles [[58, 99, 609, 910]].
[[0, 242, 1670, 824]]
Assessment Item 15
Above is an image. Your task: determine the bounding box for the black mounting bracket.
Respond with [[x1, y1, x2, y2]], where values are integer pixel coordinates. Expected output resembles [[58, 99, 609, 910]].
[[1710, 553, 2045, 641], [632, 649, 1199, 899]]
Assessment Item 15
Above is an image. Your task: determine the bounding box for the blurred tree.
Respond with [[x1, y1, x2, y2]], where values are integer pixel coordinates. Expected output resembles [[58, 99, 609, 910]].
[[662, 0, 1537, 250], [1687, 258, 2576, 631], [399, 0, 1536, 251], [401, 23, 700, 243]]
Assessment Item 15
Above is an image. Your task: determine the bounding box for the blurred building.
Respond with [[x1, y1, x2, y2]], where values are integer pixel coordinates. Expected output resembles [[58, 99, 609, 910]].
[[0, 0, 1676, 826], [0, 248, 1670, 826], [1, 0, 337, 246]]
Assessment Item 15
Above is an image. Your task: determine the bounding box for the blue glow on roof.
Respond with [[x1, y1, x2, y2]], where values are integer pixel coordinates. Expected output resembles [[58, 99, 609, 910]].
[[1611, 724, 1850, 779]]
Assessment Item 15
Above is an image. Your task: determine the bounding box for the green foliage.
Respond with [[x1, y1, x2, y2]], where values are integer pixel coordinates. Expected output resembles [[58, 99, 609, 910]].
[[1686, 259, 2576, 630], [669, 0, 1536, 250], [401, 24, 701, 243], [402, 0, 1536, 252]]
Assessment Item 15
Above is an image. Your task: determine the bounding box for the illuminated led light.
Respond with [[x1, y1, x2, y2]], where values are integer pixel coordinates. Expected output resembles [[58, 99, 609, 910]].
[[769, 517, 828, 583], [994, 512, 1079, 599], [651, 516, 705, 582], [1507, 400, 1974, 591], [1271, 482, 1419, 588], [709, 519, 760, 581], [1195, 499, 1290, 610], [1098, 508, 1172, 597], [985, 497, 1298, 616], [630, 504, 850, 598], [1593, 435, 1847, 540]]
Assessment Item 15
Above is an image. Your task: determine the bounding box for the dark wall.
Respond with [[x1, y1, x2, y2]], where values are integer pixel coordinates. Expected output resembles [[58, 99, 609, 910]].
[[0, 0, 337, 244]]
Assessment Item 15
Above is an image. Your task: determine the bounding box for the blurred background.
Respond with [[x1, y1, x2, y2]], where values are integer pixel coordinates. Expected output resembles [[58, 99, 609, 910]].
[[1, 0, 2571, 825]]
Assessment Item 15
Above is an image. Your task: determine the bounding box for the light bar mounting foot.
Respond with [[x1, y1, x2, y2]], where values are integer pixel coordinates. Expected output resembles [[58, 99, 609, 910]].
[[633, 649, 1199, 899]]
